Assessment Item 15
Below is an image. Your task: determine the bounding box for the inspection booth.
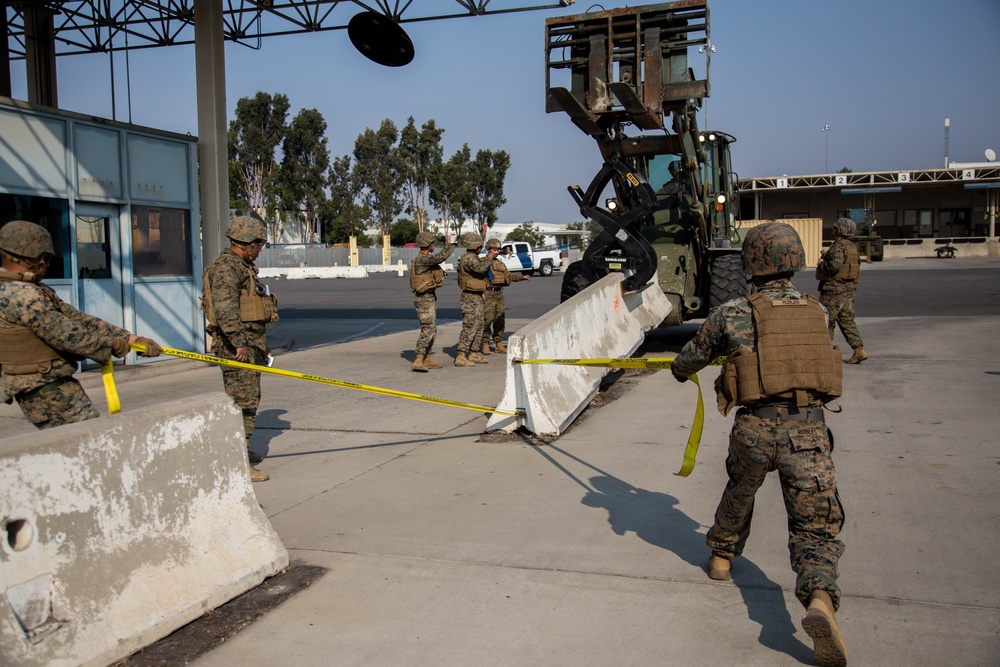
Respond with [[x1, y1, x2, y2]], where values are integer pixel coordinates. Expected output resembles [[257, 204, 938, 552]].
[[0, 97, 204, 361]]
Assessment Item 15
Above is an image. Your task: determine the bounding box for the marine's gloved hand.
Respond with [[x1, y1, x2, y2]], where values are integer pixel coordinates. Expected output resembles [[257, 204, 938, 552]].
[[135, 337, 162, 358], [110, 337, 131, 358], [671, 367, 689, 383]]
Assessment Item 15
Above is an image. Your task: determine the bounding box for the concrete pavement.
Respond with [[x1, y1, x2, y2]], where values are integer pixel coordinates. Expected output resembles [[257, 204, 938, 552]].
[[2, 260, 998, 665]]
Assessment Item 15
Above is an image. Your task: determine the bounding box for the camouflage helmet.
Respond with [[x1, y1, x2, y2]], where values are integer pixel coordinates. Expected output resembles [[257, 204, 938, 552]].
[[225, 216, 267, 243], [485, 238, 502, 250], [461, 232, 483, 249], [833, 217, 856, 238], [415, 231, 436, 248], [741, 222, 805, 277], [0, 220, 55, 259]]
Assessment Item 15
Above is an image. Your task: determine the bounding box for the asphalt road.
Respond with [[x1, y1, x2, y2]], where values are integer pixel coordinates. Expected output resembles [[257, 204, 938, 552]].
[[269, 257, 1000, 323]]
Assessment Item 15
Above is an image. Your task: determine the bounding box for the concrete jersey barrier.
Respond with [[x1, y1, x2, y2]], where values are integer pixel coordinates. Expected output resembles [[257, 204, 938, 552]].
[[0, 392, 288, 667], [486, 273, 672, 435]]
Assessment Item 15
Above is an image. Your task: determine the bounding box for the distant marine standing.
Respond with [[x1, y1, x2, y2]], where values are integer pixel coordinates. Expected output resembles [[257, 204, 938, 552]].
[[0, 220, 162, 429], [816, 217, 867, 364], [202, 216, 278, 482], [410, 231, 455, 372], [454, 232, 494, 367], [481, 238, 530, 355]]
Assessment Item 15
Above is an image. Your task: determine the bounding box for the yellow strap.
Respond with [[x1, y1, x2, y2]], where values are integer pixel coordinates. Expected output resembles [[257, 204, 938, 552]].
[[514, 356, 720, 476], [130, 343, 519, 417], [102, 359, 121, 414], [513, 356, 726, 369]]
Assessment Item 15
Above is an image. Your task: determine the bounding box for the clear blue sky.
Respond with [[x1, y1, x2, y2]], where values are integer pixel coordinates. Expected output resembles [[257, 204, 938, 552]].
[[10, 0, 1000, 225]]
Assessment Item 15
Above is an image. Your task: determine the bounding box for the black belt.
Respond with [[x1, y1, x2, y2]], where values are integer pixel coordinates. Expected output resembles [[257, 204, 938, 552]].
[[18, 377, 70, 400], [462, 290, 484, 294], [485, 287, 501, 291], [748, 405, 825, 422]]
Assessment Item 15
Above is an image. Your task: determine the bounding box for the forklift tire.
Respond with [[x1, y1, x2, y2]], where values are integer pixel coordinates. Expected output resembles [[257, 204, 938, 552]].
[[560, 261, 592, 302], [709, 254, 749, 309]]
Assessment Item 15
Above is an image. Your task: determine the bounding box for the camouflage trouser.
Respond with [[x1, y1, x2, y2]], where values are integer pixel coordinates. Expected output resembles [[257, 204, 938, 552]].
[[212, 337, 262, 443], [413, 292, 438, 355], [707, 411, 846, 610], [820, 289, 863, 350], [482, 289, 505, 345], [458, 291, 485, 354], [16, 377, 99, 429]]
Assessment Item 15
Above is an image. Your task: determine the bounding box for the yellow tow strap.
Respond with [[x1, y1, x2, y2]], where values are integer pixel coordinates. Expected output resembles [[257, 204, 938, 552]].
[[513, 356, 724, 477], [119, 343, 519, 417], [102, 359, 122, 414]]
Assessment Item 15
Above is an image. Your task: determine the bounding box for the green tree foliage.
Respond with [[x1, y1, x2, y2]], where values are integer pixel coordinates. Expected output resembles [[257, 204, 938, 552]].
[[227, 92, 290, 240], [429, 144, 472, 237], [353, 119, 405, 239], [399, 117, 444, 233], [276, 108, 331, 247], [325, 155, 370, 243], [390, 219, 420, 246], [466, 149, 510, 231], [505, 222, 545, 247]]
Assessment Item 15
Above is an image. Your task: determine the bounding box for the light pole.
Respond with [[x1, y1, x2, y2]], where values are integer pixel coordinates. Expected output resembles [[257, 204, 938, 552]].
[[823, 124, 831, 173]]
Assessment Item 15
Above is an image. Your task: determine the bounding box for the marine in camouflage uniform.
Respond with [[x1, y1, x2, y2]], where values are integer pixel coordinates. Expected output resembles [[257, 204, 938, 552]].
[[454, 232, 493, 367], [410, 231, 455, 372], [202, 217, 278, 482], [0, 220, 161, 429], [672, 222, 848, 666], [817, 217, 867, 364], [481, 239, 529, 355]]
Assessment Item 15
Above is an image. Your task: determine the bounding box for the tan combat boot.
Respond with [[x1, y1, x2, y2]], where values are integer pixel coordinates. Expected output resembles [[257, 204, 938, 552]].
[[423, 355, 443, 369], [494, 341, 507, 354], [482, 342, 492, 355], [801, 589, 847, 666], [845, 347, 868, 364], [455, 352, 475, 367], [468, 351, 489, 364], [411, 354, 429, 372], [249, 466, 270, 483], [707, 555, 731, 581]]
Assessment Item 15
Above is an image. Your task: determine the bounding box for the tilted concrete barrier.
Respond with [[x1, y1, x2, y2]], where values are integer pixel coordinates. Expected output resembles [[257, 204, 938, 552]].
[[0, 392, 288, 667], [486, 273, 672, 435]]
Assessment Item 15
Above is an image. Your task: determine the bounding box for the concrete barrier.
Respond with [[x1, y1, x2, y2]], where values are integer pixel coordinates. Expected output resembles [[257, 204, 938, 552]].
[[0, 392, 288, 667], [881, 236, 999, 259], [486, 273, 672, 435]]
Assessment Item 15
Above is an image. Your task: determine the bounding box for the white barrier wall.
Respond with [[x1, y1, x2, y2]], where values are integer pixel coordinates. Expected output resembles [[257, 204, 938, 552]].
[[487, 273, 672, 435], [0, 393, 288, 667]]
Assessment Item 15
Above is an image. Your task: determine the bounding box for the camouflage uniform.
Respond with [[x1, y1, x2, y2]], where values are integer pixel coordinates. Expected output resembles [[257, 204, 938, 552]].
[[817, 238, 863, 350], [482, 258, 527, 347], [457, 250, 493, 355], [672, 279, 845, 610], [412, 242, 456, 356], [204, 248, 270, 441], [0, 277, 131, 428]]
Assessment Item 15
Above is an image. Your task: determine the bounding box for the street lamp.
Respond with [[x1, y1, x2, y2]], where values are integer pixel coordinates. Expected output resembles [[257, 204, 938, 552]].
[[823, 124, 831, 173]]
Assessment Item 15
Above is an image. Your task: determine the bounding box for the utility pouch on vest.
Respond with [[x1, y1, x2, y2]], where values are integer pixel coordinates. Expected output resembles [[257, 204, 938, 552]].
[[716, 348, 767, 416], [0, 326, 63, 375], [491, 264, 512, 286], [239, 292, 279, 323], [410, 262, 443, 294], [457, 254, 486, 291]]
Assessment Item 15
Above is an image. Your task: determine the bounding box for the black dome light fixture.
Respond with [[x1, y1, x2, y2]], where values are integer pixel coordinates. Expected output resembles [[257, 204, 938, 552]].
[[348, 11, 415, 67]]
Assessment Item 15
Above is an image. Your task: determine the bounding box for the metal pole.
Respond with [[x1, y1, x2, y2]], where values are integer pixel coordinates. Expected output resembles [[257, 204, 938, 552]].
[[944, 117, 950, 168], [823, 124, 830, 173]]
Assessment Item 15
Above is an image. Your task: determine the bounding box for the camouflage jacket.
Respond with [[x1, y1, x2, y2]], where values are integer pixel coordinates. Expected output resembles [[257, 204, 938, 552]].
[[672, 279, 828, 380], [0, 276, 128, 396], [204, 249, 267, 351], [816, 238, 857, 294], [412, 243, 456, 275]]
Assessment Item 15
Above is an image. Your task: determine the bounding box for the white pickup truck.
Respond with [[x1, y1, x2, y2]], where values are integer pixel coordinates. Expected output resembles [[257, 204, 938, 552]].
[[486, 241, 564, 277]]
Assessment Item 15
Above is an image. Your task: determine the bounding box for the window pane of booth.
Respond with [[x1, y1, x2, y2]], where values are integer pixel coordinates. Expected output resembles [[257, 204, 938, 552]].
[[132, 206, 192, 276], [0, 194, 70, 279]]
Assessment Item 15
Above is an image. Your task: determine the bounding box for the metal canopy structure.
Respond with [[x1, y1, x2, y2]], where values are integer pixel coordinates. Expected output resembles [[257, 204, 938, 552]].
[[5, 0, 572, 57]]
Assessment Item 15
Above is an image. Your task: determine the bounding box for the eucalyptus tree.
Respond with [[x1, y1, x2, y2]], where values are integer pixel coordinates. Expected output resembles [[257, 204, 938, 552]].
[[227, 91, 290, 240], [465, 149, 510, 232], [276, 108, 330, 247], [398, 117, 445, 233], [353, 119, 406, 238], [429, 144, 472, 237]]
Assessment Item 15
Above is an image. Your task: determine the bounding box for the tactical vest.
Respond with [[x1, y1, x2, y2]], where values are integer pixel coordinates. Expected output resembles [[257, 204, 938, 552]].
[[490, 259, 512, 287], [834, 241, 860, 282], [457, 252, 487, 292], [410, 257, 444, 294], [716, 293, 842, 415], [202, 261, 278, 328], [0, 273, 65, 375]]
